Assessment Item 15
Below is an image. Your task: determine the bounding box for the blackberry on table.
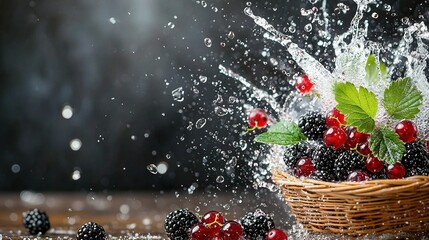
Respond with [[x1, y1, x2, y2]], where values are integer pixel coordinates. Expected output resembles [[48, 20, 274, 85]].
[[402, 141, 429, 177], [77, 222, 106, 240], [335, 151, 365, 181], [298, 111, 326, 140], [23, 209, 50, 235], [240, 211, 275, 240], [283, 141, 315, 172], [164, 208, 199, 239]]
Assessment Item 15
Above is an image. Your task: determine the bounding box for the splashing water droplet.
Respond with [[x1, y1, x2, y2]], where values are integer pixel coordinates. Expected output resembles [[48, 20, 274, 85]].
[[70, 139, 82, 151], [109, 17, 116, 24], [371, 12, 378, 19], [204, 38, 212, 47], [195, 118, 207, 129], [216, 175, 225, 183], [72, 170, 81, 180], [199, 75, 207, 83], [171, 87, 184, 102], [147, 164, 158, 174], [62, 105, 73, 119], [215, 106, 229, 116], [304, 23, 313, 32], [167, 22, 175, 28], [201, 0, 207, 7], [227, 31, 235, 39]]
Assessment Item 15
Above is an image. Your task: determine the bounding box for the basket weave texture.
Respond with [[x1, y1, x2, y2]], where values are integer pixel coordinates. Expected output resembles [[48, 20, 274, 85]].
[[272, 168, 429, 236]]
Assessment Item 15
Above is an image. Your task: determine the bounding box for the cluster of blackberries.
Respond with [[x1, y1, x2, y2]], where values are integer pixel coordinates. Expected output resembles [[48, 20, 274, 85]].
[[164, 208, 288, 240], [23, 209, 106, 240], [285, 109, 429, 182]]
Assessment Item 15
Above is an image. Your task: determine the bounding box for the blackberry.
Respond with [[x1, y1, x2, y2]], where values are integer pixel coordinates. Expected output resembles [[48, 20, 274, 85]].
[[369, 170, 388, 180], [164, 209, 198, 239], [77, 222, 106, 240], [312, 144, 340, 172], [283, 141, 314, 172], [23, 209, 50, 235], [298, 111, 326, 140], [402, 141, 429, 177], [310, 170, 338, 182], [240, 211, 275, 239], [335, 151, 365, 181]]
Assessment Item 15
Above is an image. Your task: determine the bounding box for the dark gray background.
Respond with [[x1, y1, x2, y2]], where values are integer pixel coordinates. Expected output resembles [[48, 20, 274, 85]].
[[0, 0, 427, 191]]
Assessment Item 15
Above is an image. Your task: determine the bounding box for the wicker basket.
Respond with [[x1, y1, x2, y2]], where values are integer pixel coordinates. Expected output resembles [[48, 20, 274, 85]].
[[272, 168, 429, 236]]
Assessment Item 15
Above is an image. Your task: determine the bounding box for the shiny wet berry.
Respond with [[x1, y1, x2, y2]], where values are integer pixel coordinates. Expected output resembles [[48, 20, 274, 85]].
[[366, 155, 384, 173], [387, 162, 406, 179], [295, 74, 314, 94], [219, 221, 243, 240], [191, 223, 214, 240], [248, 108, 269, 129], [165, 209, 199, 239], [77, 222, 106, 240], [325, 108, 346, 127], [267, 228, 288, 240], [298, 111, 326, 140], [395, 120, 418, 143], [335, 151, 365, 181], [401, 141, 429, 177], [344, 127, 370, 150], [23, 209, 50, 235], [347, 170, 371, 182], [357, 141, 372, 156], [324, 126, 347, 150], [201, 211, 225, 232], [295, 157, 316, 177], [240, 211, 275, 239], [283, 141, 314, 172]]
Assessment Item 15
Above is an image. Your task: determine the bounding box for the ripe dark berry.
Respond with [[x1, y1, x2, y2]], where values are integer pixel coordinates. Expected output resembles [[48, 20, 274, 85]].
[[401, 141, 429, 177], [77, 222, 106, 240], [395, 120, 418, 143], [295, 157, 316, 177], [325, 108, 346, 127], [240, 211, 275, 239], [248, 108, 269, 129], [298, 111, 326, 140], [311, 144, 340, 181], [387, 162, 406, 179], [219, 221, 243, 240], [23, 209, 50, 235], [283, 141, 314, 172], [165, 209, 199, 239], [335, 151, 365, 181], [324, 126, 347, 150], [357, 141, 372, 156], [366, 155, 384, 173], [295, 74, 314, 94], [201, 211, 224, 231], [267, 228, 288, 240], [344, 127, 370, 150], [426, 141, 429, 151], [347, 170, 371, 182]]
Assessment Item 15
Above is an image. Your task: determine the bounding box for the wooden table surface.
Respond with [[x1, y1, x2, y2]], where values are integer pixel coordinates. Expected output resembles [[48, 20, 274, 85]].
[[0, 191, 427, 240]]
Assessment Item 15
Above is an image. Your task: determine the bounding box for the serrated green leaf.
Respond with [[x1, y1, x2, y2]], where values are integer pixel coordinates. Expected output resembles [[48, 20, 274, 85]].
[[365, 54, 387, 83], [369, 128, 405, 164], [255, 121, 306, 145], [383, 77, 423, 119], [333, 82, 378, 133]]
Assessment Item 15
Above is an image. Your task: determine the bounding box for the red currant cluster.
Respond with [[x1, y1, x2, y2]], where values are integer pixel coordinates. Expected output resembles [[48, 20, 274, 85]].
[[191, 211, 288, 240]]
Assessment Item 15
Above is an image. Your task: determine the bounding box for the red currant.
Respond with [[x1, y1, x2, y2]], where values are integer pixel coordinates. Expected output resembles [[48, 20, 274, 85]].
[[295, 74, 314, 94], [191, 223, 210, 239], [323, 126, 347, 150], [386, 162, 406, 179], [295, 157, 315, 177], [219, 221, 243, 240], [201, 211, 225, 232], [344, 127, 370, 150], [366, 156, 384, 173], [248, 108, 268, 129], [326, 108, 346, 127], [395, 120, 418, 143], [267, 228, 288, 240], [357, 141, 372, 156], [347, 170, 371, 182]]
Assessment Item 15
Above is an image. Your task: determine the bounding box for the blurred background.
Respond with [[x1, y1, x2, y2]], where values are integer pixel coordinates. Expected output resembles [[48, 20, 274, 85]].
[[1, 0, 428, 191]]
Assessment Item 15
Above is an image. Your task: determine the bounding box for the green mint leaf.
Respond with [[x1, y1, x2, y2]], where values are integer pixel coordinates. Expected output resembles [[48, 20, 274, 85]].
[[255, 121, 306, 145], [369, 128, 405, 165], [333, 82, 378, 133], [365, 54, 387, 83], [383, 77, 423, 119]]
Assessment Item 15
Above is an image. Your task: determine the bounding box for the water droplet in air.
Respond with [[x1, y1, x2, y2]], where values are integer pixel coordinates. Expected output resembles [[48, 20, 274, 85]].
[[172, 87, 184, 102], [72, 170, 81, 180], [70, 139, 82, 151], [204, 38, 212, 47], [109, 17, 116, 24], [199, 75, 207, 83], [246, 2, 252, 6], [62, 105, 73, 119], [167, 22, 175, 28], [195, 118, 207, 129], [227, 31, 235, 39], [201, 1, 207, 7], [304, 23, 313, 32], [216, 175, 225, 183], [131, 135, 137, 140], [215, 106, 229, 116], [147, 164, 158, 174], [371, 12, 378, 19]]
